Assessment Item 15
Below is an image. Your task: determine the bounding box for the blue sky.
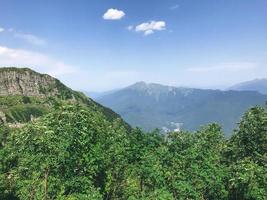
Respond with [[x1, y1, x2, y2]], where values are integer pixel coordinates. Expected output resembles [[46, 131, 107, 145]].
[[0, 0, 267, 91]]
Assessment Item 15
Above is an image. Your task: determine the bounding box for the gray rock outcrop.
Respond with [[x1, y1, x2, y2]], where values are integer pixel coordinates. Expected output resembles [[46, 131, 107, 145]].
[[0, 67, 60, 97]]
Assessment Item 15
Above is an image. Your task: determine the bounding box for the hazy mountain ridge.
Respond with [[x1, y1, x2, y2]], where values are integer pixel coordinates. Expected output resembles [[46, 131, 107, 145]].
[[96, 81, 267, 136], [229, 78, 267, 94]]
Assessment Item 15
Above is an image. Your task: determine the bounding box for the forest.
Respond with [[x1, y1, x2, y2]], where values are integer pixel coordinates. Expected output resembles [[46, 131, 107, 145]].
[[0, 101, 266, 200]]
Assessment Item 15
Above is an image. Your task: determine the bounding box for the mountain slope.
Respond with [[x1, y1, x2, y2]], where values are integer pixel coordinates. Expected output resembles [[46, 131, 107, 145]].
[[229, 78, 267, 94], [96, 82, 267, 136], [0, 67, 126, 126]]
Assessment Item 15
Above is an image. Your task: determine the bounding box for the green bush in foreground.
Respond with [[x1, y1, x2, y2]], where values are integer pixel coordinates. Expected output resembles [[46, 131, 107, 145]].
[[0, 105, 266, 199]]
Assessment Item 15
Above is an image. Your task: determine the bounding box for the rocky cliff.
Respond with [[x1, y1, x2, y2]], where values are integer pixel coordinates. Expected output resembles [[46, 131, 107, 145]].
[[0, 67, 73, 98], [0, 67, 128, 128]]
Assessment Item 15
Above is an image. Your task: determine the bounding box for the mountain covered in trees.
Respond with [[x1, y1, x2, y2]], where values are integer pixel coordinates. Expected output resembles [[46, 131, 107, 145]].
[[0, 67, 266, 199], [229, 78, 267, 94], [96, 82, 267, 135], [0, 67, 127, 127]]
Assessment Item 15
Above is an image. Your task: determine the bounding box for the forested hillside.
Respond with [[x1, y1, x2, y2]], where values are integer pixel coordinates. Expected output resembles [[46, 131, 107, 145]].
[[0, 67, 127, 127], [0, 68, 266, 199], [96, 82, 267, 135], [0, 103, 266, 199]]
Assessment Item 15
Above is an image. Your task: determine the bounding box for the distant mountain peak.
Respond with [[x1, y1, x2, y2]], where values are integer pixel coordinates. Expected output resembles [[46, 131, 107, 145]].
[[97, 80, 267, 135], [127, 81, 193, 91], [118, 82, 198, 99], [128, 81, 176, 90], [233, 78, 267, 86], [229, 78, 267, 94], [127, 82, 171, 94], [128, 81, 148, 89]]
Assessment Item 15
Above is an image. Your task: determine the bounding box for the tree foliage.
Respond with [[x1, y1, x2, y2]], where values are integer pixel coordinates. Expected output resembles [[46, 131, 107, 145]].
[[0, 105, 266, 199]]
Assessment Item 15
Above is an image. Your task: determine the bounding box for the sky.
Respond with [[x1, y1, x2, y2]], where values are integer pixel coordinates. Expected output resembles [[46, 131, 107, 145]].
[[0, 0, 267, 91]]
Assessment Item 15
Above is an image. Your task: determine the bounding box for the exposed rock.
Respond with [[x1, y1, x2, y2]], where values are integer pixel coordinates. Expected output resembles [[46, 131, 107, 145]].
[[0, 111, 6, 123], [0, 67, 63, 97]]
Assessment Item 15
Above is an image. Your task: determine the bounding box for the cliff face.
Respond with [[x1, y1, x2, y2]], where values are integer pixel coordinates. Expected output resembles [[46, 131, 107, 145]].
[[0, 68, 61, 97]]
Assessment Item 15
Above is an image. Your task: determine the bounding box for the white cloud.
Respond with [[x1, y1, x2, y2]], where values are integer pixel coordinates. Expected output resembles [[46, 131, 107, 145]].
[[103, 8, 125, 20], [187, 62, 257, 72], [0, 27, 4, 32], [14, 33, 46, 46], [169, 4, 179, 10], [144, 29, 154, 35], [0, 46, 75, 76], [135, 21, 166, 36]]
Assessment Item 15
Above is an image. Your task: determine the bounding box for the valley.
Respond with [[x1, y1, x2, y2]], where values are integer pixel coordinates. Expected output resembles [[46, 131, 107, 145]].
[[94, 81, 267, 136]]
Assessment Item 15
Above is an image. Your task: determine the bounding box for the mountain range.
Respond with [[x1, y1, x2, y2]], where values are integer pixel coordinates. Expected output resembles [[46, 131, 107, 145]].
[[95, 81, 267, 136], [1, 67, 266, 137], [229, 78, 267, 94]]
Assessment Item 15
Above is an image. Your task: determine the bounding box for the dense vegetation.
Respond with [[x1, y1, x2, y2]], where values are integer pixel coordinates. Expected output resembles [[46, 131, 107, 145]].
[[0, 101, 266, 199], [0, 94, 125, 127]]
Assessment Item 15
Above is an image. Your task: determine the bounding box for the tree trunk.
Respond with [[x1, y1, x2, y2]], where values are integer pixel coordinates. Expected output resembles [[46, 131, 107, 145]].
[[44, 169, 49, 200]]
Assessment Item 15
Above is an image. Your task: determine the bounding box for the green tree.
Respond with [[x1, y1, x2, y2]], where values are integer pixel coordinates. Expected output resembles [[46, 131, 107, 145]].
[[3, 103, 129, 199], [226, 106, 267, 199], [164, 124, 228, 199], [1, 101, 266, 200]]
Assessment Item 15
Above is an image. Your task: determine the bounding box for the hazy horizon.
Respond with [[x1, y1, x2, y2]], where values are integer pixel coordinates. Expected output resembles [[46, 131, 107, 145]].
[[0, 0, 267, 92], [85, 78, 267, 93]]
